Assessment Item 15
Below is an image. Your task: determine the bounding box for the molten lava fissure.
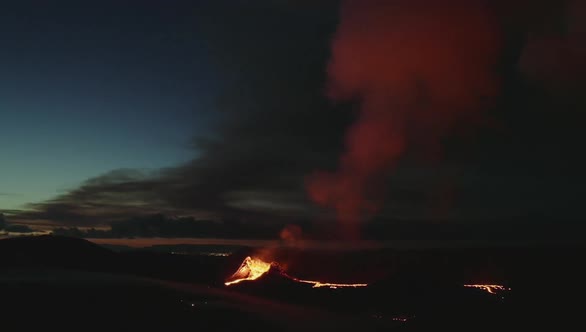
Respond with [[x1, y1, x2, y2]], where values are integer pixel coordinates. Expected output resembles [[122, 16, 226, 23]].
[[225, 256, 368, 289], [463, 284, 510, 294], [288, 277, 368, 289]]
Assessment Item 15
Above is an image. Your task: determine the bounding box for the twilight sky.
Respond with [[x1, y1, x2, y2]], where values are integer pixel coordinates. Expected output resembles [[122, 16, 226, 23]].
[[1, 0, 584, 239], [1, 1, 224, 209]]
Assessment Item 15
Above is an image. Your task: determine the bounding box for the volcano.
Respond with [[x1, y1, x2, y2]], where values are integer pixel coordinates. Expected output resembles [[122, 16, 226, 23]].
[[225, 256, 368, 289], [225, 256, 273, 286]]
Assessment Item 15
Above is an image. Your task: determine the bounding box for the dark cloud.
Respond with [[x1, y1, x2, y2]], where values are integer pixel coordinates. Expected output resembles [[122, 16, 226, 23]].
[[12, 0, 585, 237], [14, 2, 346, 227]]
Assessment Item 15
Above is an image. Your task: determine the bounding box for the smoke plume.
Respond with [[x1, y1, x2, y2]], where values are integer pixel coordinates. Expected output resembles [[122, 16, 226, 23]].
[[520, 0, 586, 92], [307, 0, 502, 239]]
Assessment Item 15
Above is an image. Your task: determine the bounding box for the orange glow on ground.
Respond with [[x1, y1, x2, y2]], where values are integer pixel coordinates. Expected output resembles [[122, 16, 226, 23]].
[[224, 256, 368, 289], [463, 284, 510, 294]]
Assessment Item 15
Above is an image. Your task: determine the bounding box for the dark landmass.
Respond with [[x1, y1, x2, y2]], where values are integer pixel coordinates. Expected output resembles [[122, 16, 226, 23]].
[[51, 214, 286, 239], [47, 213, 586, 245], [1, 235, 584, 331]]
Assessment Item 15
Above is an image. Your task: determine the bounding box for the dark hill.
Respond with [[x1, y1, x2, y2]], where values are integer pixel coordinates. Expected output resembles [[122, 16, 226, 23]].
[[0, 235, 118, 270], [0, 236, 228, 285]]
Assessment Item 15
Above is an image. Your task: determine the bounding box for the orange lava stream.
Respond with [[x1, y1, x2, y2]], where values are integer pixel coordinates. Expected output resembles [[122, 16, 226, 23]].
[[286, 276, 368, 289], [463, 284, 510, 294], [224, 256, 368, 289]]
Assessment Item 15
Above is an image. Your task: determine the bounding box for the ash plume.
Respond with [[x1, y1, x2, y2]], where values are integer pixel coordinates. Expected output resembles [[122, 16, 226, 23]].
[[306, 0, 502, 239]]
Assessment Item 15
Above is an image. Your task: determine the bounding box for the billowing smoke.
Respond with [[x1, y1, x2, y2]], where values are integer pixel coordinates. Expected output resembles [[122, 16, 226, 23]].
[[520, 0, 586, 91], [279, 224, 303, 242], [307, 0, 501, 239]]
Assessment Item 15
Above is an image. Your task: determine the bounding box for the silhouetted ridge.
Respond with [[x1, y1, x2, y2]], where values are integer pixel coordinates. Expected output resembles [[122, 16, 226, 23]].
[[0, 235, 117, 270]]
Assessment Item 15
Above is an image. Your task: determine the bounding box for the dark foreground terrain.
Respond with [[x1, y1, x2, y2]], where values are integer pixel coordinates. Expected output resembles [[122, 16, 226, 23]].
[[1, 235, 584, 331]]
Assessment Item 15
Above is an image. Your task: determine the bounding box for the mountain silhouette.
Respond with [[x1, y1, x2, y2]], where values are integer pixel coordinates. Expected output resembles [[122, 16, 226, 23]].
[[0, 235, 117, 270]]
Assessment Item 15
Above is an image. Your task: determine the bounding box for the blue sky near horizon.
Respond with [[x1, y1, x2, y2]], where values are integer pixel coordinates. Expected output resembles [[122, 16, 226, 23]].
[[0, 1, 221, 210]]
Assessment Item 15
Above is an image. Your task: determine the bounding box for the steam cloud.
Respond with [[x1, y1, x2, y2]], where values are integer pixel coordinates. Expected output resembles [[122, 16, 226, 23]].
[[307, 0, 502, 239]]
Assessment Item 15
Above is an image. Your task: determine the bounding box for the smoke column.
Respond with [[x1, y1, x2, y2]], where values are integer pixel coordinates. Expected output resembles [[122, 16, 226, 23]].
[[520, 0, 586, 91], [307, 0, 501, 239]]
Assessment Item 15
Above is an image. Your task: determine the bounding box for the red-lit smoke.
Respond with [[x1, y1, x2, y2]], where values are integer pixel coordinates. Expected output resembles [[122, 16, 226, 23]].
[[520, 0, 586, 91], [306, 0, 501, 239]]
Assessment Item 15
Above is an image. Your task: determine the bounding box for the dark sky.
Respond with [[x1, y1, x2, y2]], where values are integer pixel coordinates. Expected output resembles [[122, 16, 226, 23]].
[[1, 0, 584, 240]]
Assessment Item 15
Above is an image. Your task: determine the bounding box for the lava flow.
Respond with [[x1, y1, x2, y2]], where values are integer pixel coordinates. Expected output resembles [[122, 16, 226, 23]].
[[463, 284, 510, 294], [224, 256, 368, 289], [224, 256, 272, 286]]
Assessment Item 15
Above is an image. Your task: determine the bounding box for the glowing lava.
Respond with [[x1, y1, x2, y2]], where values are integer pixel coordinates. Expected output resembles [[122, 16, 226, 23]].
[[225, 256, 368, 289], [288, 277, 368, 289], [463, 284, 510, 294], [225, 256, 272, 286]]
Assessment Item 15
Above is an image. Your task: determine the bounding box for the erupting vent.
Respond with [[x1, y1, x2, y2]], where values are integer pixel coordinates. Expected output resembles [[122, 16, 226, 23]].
[[224, 256, 273, 286], [225, 256, 368, 289]]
